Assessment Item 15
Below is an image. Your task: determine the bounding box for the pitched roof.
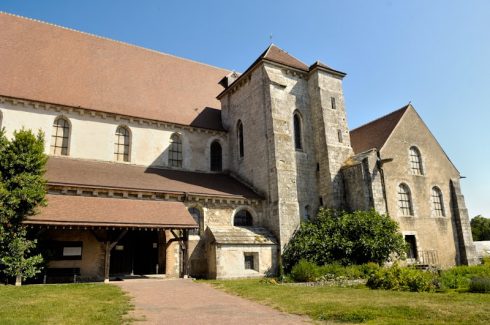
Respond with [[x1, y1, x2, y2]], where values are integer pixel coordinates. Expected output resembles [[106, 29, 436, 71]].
[[349, 105, 409, 154], [260, 44, 309, 71], [46, 157, 261, 199], [25, 194, 197, 229], [208, 226, 277, 245], [0, 12, 230, 130]]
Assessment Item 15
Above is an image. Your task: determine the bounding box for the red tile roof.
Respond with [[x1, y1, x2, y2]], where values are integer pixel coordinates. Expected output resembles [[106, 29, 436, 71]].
[[0, 13, 230, 130], [25, 194, 197, 228], [261, 44, 309, 71], [349, 105, 409, 154], [46, 157, 261, 199]]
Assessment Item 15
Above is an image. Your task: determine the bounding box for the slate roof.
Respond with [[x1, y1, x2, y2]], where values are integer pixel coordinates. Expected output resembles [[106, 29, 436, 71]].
[[208, 226, 277, 245], [349, 104, 410, 154], [25, 194, 197, 229], [0, 12, 230, 130], [46, 157, 261, 199]]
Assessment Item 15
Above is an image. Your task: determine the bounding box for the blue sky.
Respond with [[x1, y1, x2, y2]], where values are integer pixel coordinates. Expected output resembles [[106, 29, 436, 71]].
[[1, 1, 489, 217]]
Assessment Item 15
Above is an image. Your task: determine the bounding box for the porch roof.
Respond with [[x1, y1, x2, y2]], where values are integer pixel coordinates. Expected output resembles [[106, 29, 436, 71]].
[[24, 194, 198, 229]]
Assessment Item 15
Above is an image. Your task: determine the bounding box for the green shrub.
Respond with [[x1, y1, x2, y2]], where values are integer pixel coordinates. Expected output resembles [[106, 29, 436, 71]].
[[482, 256, 490, 266], [367, 264, 438, 292], [469, 277, 490, 293], [440, 263, 490, 290], [290, 259, 320, 282], [359, 262, 381, 278], [282, 209, 407, 271]]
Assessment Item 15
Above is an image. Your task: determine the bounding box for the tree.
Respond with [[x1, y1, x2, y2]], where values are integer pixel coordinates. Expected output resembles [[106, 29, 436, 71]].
[[0, 128, 47, 285], [471, 215, 490, 241], [282, 209, 407, 272]]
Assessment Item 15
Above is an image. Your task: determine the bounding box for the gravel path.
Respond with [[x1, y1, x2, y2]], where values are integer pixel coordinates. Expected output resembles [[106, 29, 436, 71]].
[[114, 278, 310, 324]]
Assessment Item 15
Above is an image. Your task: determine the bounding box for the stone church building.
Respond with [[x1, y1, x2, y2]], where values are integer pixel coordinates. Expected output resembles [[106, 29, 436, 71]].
[[0, 13, 477, 281]]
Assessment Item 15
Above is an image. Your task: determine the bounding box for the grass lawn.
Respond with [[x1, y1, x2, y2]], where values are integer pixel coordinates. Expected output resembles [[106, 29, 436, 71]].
[[208, 279, 490, 324], [0, 283, 132, 325]]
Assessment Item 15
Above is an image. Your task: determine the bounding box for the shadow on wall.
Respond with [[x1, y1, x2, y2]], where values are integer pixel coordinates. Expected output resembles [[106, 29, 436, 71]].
[[189, 107, 225, 131]]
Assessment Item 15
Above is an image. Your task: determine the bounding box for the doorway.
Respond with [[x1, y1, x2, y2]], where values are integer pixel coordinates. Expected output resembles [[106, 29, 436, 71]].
[[110, 231, 160, 275]]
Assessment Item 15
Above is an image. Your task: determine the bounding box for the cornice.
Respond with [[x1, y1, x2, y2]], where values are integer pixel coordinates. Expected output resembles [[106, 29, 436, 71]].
[[0, 95, 227, 135]]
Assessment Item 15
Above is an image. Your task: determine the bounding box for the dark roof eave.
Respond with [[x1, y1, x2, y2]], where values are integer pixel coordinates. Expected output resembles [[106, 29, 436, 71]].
[[23, 220, 198, 229], [309, 63, 347, 78], [46, 181, 263, 201]]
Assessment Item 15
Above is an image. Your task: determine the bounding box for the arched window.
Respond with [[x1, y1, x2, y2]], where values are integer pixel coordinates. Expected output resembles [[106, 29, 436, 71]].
[[293, 112, 302, 150], [188, 207, 203, 236], [431, 186, 445, 217], [168, 133, 183, 167], [398, 183, 413, 216], [210, 141, 222, 171], [234, 209, 253, 227], [237, 120, 244, 158], [409, 146, 424, 175], [51, 116, 70, 156], [114, 126, 131, 162]]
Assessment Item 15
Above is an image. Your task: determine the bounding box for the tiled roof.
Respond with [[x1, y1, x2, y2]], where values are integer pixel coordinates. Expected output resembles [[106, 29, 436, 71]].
[[349, 105, 409, 154], [208, 226, 277, 245], [0, 12, 230, 130], [25, 194, 197, 228], [46, 157, 261, 199], [261, 44, 309, 71]]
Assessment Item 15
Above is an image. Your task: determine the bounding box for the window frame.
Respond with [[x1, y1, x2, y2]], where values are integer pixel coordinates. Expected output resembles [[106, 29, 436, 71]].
[[188, 206, 203, 236], [409, 146, 424, 175], [50, 116, 71, 156], [431, 186, 445, 217], [398, 183, 414, 216], [168, 133, 183, 168], [293, 111, 303, 151], [114, 125, 131, 162], [331, 96, 336, 110], [237, 120, 244, 159], [233, 209, 253, 227]]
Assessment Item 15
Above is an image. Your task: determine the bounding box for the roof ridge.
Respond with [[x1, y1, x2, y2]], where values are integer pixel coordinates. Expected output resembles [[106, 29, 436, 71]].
[[350, 103, 410, 133], [0, 11, 231, 73]]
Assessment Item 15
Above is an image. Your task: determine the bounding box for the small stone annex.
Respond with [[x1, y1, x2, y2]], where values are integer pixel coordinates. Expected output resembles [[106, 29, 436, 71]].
[[0, 12, 478, 282]]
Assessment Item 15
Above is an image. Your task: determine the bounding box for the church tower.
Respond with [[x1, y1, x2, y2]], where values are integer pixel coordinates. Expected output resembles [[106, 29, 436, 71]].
[[308, 62, 353, 209]]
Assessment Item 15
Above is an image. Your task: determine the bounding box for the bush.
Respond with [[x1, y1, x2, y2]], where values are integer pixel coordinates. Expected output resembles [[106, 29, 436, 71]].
[[282, 209, 406, 272], [367, 264, 438, 292], [440, 263, 490, 290], [290, 259, 320, 282], [469, 277, 490, 293]]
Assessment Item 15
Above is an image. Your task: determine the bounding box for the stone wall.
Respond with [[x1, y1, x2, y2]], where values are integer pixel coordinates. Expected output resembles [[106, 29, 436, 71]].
[[41, 230, 105, 281], [308, 69, 353, 209], [211, 244, 277, 279], [342, 150, 387, 214], [380, 107, 475, 267]]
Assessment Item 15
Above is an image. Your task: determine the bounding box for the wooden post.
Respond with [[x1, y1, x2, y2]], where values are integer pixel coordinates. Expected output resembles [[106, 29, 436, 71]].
[[183, 229, 189, 278], [104, 230, 128, 283], [104, 241, 111, 283]]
